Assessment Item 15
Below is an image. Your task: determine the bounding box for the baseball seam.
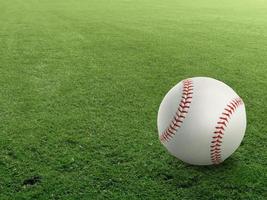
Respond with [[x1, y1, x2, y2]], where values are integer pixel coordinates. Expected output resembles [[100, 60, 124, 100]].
[[160, 79, 193, 142], [210, 97, 243, 164]]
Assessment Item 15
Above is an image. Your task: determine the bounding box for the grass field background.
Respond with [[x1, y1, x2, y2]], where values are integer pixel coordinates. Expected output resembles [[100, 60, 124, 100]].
[[0, 0, 266, 199]]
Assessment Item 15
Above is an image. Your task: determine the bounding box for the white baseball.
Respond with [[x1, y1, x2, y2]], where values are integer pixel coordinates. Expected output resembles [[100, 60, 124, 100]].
[[157, 77, 247, 165]]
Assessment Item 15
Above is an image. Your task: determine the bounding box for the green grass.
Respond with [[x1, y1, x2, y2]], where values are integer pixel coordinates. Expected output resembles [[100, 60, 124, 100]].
[[0, 0, 266, 199]]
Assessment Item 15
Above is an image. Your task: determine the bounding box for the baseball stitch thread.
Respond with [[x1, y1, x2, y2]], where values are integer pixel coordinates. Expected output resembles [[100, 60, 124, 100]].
[[160, 79, 193, 142], [210, 97, 243, 164]]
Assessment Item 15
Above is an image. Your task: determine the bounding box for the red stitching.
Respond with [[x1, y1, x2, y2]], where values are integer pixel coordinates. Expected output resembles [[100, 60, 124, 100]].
[[212, 135, 223, 139], [211, 147, 221, 151], [215, 126, 225, 130], [224, 108, 232, 114], [217, 121, 227, 126], [211, 151, 221, 155], [160, 79, 193, 142], [227, 104, 235, 111], [213, 130, 224, 135], [222, 112, 231, 118], [210, 97, 243, 164], [219, 117, 228, 122], [230, 102, 237, 109]]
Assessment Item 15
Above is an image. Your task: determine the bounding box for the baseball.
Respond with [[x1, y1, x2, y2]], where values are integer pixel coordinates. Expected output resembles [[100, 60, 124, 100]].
[[157, 77, 247, 165]]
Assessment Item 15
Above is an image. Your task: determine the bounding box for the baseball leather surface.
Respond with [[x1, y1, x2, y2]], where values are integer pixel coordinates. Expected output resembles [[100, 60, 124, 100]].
[[157, 77, 247, 165]]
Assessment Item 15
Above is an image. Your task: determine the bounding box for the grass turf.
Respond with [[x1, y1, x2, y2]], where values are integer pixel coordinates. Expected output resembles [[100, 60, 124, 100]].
[[0, 0, 266, 199]]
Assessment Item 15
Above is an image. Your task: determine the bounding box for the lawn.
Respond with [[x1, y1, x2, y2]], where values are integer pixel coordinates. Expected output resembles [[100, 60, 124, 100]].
[[0, 0, 266, 199]]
